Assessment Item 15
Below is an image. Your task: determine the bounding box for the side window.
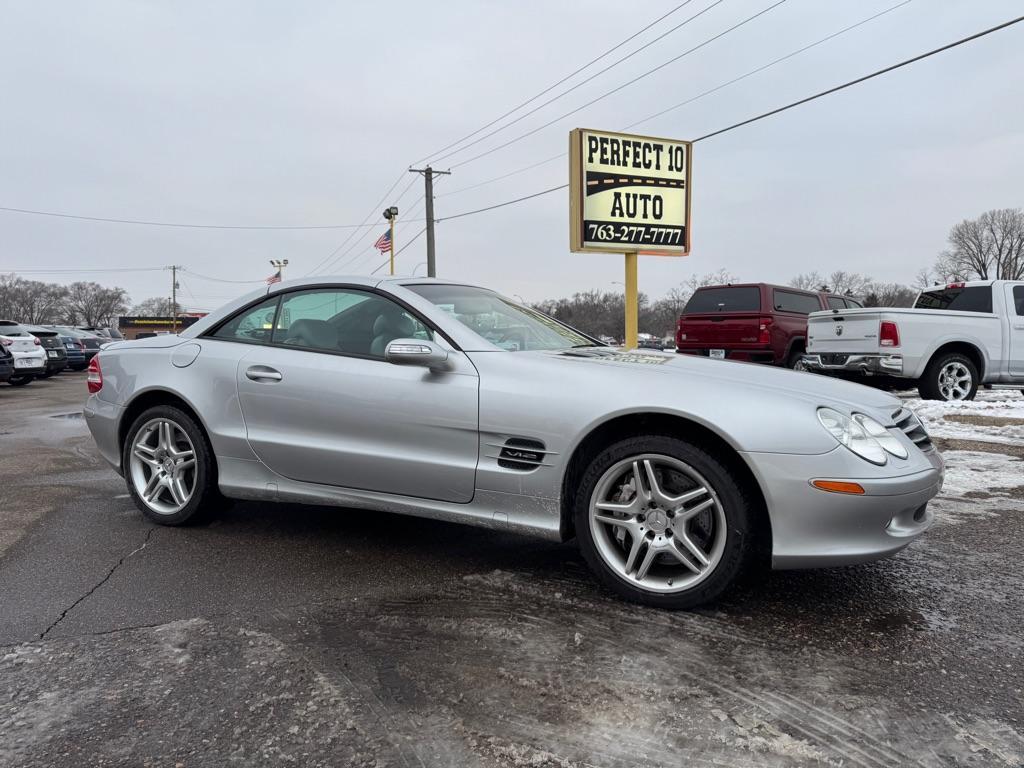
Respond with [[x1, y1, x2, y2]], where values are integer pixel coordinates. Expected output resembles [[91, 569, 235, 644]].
[[826, 296, 846, 310], [846, 298, 863, 308], [1013, 285, 1024, 316], [212, 297, 280, 344], [272, 288, 432, 357], [774, 290, 822, 314]]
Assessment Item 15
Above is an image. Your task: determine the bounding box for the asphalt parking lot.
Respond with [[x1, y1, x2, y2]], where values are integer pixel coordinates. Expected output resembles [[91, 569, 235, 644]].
[[2, 374, 1023, 767]]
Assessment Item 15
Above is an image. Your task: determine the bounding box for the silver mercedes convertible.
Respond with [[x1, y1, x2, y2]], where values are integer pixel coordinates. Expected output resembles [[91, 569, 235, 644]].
[[85, 277, 943, 609]]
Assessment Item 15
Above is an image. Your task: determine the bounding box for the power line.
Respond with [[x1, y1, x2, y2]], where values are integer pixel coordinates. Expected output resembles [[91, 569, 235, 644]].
[[437, 0, 913, 199], [0, 205, 386, 230], [425, 0, 722, 166], [309, 172, 421, 276], [413, 1, 699, 165], [371, 226, 428, 275], [327, 189, 432, 276], [304, 169, 410, 276], [181, 268, 266, 284], [435, 13, 1024, 222], [692, 12, 1024, 142], [447, 0, 788, 171]]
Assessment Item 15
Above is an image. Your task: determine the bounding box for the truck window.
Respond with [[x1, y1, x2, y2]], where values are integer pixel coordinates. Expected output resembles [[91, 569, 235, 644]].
[[1014, 285, 1024, 315], [773, 290, 822, 314], [845, 298, 863, 308], [826, 296, 846, 310], [683, 286, 760, 313], [914, 286, 993, 313]]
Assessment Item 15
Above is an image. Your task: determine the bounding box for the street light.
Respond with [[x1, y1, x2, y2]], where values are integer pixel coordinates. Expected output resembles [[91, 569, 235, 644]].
[[269, 259, 289, 280], [383, 206, 398, 275]]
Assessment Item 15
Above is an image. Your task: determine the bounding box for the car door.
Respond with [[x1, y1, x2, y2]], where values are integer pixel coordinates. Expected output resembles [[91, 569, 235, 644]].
[[216, 287, 480, 503], [1008, 284, 1024, 378]]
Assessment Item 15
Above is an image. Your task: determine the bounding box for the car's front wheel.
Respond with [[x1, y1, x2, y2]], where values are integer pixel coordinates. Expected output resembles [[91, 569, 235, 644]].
[[122, 405, 220, 525], [8, 375, 33, 386], [574, 435, 756, 609]]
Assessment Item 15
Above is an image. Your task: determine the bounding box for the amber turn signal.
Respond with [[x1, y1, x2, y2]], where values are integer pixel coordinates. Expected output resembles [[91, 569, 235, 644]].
[[811, 480, 866, 495]]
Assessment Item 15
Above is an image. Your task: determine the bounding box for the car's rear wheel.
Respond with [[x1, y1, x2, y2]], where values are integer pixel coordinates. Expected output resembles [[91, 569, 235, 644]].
[[574, 435, 755, 609], [123, 405, 220, 525], [8, 375, 33, 386], [919, 353, 978, 401]]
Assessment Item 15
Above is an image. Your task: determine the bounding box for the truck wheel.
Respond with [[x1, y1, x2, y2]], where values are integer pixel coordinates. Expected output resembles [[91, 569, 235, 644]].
[[8, 375, 33, 386], [786, 348, 807, 370], [919, 353, 978, 401]]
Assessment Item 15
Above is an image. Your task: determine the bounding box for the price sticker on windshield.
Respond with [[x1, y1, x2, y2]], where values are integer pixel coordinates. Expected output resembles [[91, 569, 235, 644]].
[[569, 128, 691, 256]]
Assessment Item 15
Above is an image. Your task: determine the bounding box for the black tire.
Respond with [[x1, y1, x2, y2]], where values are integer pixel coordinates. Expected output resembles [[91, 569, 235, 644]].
[[785, 346, 807, 370], [8, 375, 33, 386], [918, 352, 979, 401], [121, 405, 222, 525], [573, 435, 757, 610]]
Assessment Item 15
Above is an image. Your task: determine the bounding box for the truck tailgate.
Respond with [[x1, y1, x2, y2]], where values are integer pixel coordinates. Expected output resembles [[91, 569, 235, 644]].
[[807, 309, 884, 353], [679, 313, 762, 345]]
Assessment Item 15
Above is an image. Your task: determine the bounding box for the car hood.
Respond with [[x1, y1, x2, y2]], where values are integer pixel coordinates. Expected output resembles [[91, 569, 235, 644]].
[[543, 347, 902, 421]]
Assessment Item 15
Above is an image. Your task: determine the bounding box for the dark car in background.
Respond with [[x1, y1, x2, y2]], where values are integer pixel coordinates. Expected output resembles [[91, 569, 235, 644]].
[[78, 326, 123, 340], [676, 283, 862, 368], [0, 342, 13, 383], [52, 327, 103, 364], [52, 330, 87, 371], [24, 326, 68, 377]]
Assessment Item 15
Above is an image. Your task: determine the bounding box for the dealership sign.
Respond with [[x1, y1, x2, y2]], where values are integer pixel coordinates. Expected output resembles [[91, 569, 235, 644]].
[[569, 128, 691, 255]]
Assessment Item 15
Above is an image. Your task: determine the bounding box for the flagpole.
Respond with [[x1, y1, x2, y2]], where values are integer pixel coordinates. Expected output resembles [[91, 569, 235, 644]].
[[389, 213, 396, 276]]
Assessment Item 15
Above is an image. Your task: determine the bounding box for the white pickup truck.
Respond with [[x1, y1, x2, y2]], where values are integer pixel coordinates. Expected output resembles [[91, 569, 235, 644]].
[[802, 280, 1024, 401]]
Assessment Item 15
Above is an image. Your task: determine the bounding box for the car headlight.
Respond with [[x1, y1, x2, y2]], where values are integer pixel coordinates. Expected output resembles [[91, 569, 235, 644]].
[[852, 413, 908, 460], [816, 408, 888, 465]]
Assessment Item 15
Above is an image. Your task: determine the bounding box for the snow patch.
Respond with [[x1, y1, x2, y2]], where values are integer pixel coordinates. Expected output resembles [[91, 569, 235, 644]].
[[931, 450, 1024, 525], [902, 390, 1024, 445]]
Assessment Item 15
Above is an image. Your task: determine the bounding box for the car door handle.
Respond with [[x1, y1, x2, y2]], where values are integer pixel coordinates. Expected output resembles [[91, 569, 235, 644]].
[[1014, 323, 1024, 330], [245, 365, 282, 382]]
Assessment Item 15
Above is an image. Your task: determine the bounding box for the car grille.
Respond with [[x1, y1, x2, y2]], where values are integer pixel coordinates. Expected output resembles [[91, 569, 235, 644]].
[[893, 408, 933, 452]]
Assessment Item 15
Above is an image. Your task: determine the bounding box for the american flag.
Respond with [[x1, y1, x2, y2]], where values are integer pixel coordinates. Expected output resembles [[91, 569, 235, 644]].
[[265, 270, 281, 285], [373, 229, 392, 254]]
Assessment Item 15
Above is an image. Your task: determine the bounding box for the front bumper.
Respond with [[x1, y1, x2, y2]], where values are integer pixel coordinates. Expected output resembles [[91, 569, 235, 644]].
[[743, 446, 943, 569], [802, 352, 903, 376]]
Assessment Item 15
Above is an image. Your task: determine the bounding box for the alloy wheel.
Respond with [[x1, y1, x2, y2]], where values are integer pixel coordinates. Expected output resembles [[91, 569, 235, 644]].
[[938, 361, 972, 401], [588, 454, 727, 594], [129, 418, 198, 515]]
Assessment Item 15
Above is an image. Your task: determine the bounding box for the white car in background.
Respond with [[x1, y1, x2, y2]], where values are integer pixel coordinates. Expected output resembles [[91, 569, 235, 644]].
[[0, 320, 47, 386]]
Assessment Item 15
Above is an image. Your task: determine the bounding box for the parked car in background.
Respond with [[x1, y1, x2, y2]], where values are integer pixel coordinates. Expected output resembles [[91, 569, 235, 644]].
[[803, 280, 1024, 401], [0, 320, 47, 385], [52, 327, 103, 364], [676, 283, 862, 367], [79, 326, 123, 340], [0, 342, 13, 383], [85, 276, 941, 610], [24, 326, 68, 377], [51, 329, 87, 371]]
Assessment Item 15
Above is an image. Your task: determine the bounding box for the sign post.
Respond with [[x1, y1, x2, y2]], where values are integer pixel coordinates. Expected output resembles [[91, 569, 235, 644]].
[[569, 128, 691, 349]]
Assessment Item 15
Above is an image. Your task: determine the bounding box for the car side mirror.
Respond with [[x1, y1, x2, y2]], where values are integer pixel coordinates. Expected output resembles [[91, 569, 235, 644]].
[[385, 338, 450, 369]]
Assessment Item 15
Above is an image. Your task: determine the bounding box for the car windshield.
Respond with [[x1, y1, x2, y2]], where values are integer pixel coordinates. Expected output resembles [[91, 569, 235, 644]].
[[407, 284, 595, 351]]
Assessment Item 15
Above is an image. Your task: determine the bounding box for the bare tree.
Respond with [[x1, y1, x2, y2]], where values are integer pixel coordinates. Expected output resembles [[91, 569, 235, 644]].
[[131, 296, 182, 316], [861, 282, 918, 308], [936, 208, 1024, 281], [790, 271, 871, 296], [63, 281, 129, 327], [0, 274, 68, 323]]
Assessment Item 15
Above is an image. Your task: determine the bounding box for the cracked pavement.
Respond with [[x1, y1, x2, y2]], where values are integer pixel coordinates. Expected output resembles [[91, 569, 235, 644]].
[[1, 375, 1023, 767]]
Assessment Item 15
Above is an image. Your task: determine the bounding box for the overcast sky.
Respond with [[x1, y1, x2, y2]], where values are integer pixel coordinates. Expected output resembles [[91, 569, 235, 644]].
[[1, 0, 1022, 310]]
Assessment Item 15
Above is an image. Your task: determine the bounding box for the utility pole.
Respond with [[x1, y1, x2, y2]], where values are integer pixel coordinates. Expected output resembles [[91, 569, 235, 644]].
[[168, 265, 182, 333], [409, 166, 450, 277]]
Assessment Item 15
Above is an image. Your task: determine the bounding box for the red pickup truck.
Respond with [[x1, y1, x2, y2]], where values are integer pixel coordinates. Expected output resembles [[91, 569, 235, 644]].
[[675, 283, 862, 367]]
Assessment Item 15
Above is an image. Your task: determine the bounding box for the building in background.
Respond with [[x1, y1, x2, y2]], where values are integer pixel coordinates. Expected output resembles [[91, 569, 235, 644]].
[[117, 314, 205, 339]]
